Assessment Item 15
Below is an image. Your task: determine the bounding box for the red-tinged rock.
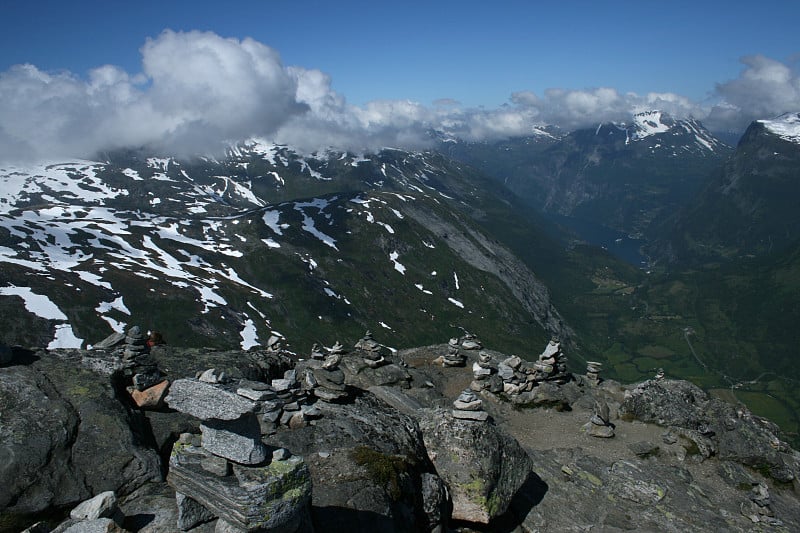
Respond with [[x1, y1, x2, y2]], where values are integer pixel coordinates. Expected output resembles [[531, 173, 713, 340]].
[[131, 380, 169, 410]]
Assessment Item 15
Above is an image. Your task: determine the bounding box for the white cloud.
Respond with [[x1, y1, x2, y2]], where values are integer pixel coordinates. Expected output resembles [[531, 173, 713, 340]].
[[0, 30, 304, 161], [707, 55, 800, 131], [1, 32, 798, 162]]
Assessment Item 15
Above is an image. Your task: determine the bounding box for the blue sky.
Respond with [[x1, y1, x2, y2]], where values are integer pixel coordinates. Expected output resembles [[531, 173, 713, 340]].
[[1, 0, 799, 159]]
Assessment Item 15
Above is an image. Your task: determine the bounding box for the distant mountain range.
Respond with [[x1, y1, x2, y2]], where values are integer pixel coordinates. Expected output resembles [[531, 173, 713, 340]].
[[441, 110, 732, 250], [0, 142, 571, 354], [3, 110, 800, 442]]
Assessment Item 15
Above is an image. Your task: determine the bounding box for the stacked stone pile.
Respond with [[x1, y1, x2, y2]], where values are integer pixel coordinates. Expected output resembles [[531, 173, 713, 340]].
[[442, 337, 467, 367], [583, 399, 615, 438], [165, 377, 312, 532], [116, 325, 168, 410], [355, 330, 388, 368], [533, 339, 570, 383], [586, 361, 603, 385], [460, 333, 482, 350], [452, 389, 490, 422], [470, 351, 496, 391], [307, 354, 351, 403]]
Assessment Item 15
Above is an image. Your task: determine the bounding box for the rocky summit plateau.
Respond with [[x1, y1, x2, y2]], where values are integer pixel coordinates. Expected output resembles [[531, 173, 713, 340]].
[[2, 330, 799, 533]]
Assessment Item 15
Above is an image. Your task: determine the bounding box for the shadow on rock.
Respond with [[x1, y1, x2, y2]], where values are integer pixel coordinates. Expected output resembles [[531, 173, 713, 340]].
[[312, 506, 403, 532], [451, 471, 549, 532]]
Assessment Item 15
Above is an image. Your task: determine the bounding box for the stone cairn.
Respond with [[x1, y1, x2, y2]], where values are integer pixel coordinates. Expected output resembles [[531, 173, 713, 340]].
[[355, 330, 388, 368], [468, 339, 577, 401], [583, 399, 615, 438], [452, 389, 490, 422], [534, 339, 570, 383], [460, 333, 483, 351], [470, 351, 496, 391], [122, 325, 168, 410], [442, 337, 467, 367], [165, 377, 312, 532], [655, 367, 665, 380], [301, 342, 352, 404], [585, 361, 603, 385]]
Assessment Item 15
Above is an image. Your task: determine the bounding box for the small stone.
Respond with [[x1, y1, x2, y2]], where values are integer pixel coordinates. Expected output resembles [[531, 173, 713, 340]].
[[288, 412, 306, 429], [178, 432, 194, 445], [70, 491, 119, 521], [271, 378, 294, 392], [452, 410, 490, 421], [272, 448, 292, 462], [263, 409, 282, 423], [199, 368, 228, 384], [453, 399, 483, 411], [132, 369, 162, 391], [236, 387, 273, 402], [497, 364, 514, 381], [301, 405, 322, 418], [585, 423, 615, 438], [503, 356, 522, 369], [176, 491, 216, 530]]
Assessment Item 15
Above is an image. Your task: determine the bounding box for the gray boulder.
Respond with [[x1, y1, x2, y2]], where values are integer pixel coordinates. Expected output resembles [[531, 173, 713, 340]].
[[271, 393, 434, 532], [0, 356, 161, 515], [418, 408, 533, 524]]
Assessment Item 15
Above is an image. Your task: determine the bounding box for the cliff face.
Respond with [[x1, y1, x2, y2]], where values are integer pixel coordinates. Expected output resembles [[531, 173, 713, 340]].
[[1, 342, 799, 532]]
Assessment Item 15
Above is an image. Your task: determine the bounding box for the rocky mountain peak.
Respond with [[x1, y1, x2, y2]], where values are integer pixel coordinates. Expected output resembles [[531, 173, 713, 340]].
[[757, 111, 800, 144]]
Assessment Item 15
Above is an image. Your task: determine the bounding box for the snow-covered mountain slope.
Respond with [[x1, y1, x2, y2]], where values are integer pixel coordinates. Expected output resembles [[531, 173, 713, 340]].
[[442, 112, 731, 243], [758, 112, 800, 144], [0, 145, 569, 353], [599, 110, 726, 155]]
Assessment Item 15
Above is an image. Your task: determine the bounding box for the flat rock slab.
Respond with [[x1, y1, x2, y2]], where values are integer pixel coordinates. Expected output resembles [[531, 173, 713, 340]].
[[166, 379, 257, 420]]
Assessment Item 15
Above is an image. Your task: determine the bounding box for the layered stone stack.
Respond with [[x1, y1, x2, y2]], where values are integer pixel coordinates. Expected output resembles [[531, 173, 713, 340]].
[[583, 399, 615, 438], [355, 330, 387, 368], [442, 337, 467, 367], [586, 361, 603, 385], [272, 369, 313, 429], [533, 339, 570, 383], [122, 325, 148, 360], [165, 378, 312, 532], [470, 351, 495, 391], [120, 325, 169, 410], [452, 389, 490, 421], [300, 353, 351, 404], [460, 333, 482, 350], [309, 343, 325, 361], [655, 367, 665, 380]]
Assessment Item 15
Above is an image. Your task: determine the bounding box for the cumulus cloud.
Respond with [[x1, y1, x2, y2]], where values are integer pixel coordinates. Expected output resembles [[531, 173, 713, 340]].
[[707, 55, 800, 131], [0, 30, 304, 161], [1, 31, 799, 161]]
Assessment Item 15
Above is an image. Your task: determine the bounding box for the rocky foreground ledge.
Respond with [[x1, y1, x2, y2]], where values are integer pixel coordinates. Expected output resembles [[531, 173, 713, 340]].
[[1, 336, 799, 532]]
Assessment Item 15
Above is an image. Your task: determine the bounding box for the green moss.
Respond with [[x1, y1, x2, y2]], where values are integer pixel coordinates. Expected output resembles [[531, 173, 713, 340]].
[[461, 478, 488, 508], [350, 446, 408, 500], [576, 470, 603, 487]]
